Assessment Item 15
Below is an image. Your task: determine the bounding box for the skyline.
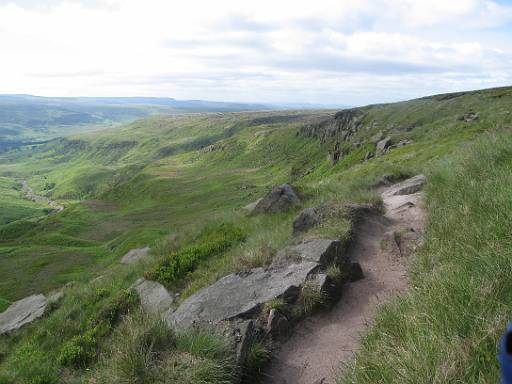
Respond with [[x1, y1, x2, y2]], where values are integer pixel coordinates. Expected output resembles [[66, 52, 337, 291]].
[[1, 0, 512, 105]]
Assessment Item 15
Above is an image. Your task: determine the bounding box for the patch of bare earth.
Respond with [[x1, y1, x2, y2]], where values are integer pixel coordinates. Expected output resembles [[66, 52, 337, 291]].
[[263, 183, 426, 384]]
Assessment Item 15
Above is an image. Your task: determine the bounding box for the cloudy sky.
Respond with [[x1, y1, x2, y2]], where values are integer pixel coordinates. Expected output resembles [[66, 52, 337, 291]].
[[0, 0, 512, 105]]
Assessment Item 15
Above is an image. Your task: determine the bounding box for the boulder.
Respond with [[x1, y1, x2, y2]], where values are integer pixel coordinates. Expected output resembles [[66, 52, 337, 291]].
[[273, 239, 346, 268], [292, 207, 321, 235], [132, 278, 174, 315], [252, 184, 300, 214], [0, 294, 47, 334], [382, 174, 426, 197], [120, 246, 150, 265], [267, 309, 289, 337], [165, 261, 320, 330], [460, 112, 479, 122], [376, 137, 392, 156]]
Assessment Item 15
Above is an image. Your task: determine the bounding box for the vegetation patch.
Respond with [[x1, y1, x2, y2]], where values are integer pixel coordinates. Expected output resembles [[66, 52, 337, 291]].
[[145, 223, 246, 286]]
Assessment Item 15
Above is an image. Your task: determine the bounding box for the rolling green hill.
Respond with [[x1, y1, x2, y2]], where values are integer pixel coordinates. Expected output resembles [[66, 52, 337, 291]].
[[1, 86, 512, 383], [0, 95, 274, 151]]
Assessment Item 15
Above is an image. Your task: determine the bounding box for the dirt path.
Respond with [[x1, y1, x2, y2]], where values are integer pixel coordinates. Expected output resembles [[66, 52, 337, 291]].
[[21, 179, 64, 213], [263, 179, 426, 384]]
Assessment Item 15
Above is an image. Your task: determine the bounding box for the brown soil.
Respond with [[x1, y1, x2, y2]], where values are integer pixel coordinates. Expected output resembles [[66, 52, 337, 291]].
[[263, 186, 426, 384]]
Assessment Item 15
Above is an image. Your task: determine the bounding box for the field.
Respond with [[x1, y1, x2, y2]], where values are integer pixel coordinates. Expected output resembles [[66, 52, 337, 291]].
[[1, 86, 512, 383]]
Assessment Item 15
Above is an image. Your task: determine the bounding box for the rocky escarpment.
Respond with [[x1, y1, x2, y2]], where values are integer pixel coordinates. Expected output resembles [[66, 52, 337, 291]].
[[297, 107, 415, 164], [299, 108, 368, 144]]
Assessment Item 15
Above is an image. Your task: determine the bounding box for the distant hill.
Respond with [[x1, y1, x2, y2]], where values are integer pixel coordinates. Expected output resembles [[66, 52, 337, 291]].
[[0, 95, 279, 150]]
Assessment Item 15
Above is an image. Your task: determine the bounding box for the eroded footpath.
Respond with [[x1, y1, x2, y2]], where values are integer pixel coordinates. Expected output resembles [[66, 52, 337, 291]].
[[263, 175, 427, 384]]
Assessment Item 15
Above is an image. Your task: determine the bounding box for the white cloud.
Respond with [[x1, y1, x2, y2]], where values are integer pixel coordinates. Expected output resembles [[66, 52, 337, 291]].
[[0, 0, 511, 104]]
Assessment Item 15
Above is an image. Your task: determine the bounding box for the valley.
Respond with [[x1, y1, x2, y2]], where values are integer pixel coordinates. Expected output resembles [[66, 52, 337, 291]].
[[0, 86, 512, 383]]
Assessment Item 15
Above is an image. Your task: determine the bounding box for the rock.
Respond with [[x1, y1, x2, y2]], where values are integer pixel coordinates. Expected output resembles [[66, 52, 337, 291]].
[[383, 174, 426, 197], [460, 112, 479, 122], [165, 261, 320, 330], [390, 139, 413, 149], [47, 291, 64, 305], [243, 198, 263, 214], [252, 184, 300, 214], [273, 239, 346, 268], [350, 262, 364, 282], [0, 294, 47, 334], [376, 137, 392, 156], [370, 131, 384, 144], [267, 309, 289, 337], [342, 203, 377, 219], [292, 207, 321, 235], [364, 151, 374, 162], [311, 273, 330, 293], [232, 320, 255, 365], [371, 174, 397, 189], [132, 278, 174, 315], [120, 246, 150, 265]]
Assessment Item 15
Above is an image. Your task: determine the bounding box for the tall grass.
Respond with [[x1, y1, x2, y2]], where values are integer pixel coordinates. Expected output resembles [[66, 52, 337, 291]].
[[341, 131, 512, 383]]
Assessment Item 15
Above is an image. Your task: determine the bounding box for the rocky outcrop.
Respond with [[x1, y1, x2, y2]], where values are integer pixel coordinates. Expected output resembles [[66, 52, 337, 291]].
[[292, 207, 321, 235], [252, 184, 300, 214], [299, 108, 367, 144], [460, 112, 479, 122], [120, 246, 150, 264], [273, 240, 346, 268], [0, 294, 47, 334], [292, 203, 377, 236], [165, 261, 320, 330], [382, 174, 426, 197], [376, 137, 392, 156], [165, 239, 350, 331], [132, 278, 174, 315]]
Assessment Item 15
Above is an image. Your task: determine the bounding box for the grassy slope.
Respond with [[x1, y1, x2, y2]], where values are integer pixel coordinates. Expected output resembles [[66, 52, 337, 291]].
[[1, 86, 512, 382], [0, 111, 331, 306], [342, 133, 512, 384]]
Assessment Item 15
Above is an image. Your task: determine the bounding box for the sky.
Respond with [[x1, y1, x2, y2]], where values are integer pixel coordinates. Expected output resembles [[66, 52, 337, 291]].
[[0, 0, 512, 105]]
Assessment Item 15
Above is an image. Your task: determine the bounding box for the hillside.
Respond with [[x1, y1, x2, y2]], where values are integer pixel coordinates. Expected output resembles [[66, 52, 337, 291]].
[[0, 95, 275, 151], [0, 86, 512, 383]]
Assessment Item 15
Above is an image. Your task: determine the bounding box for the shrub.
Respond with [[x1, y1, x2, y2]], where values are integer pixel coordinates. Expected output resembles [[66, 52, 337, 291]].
[[58, 328, 97, 368], [146, 223, 245, 286], [59, 289, 137, 368]]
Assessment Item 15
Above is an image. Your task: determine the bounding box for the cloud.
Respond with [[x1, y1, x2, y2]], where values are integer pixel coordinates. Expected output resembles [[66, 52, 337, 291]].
[[0, 0, 511, 104]]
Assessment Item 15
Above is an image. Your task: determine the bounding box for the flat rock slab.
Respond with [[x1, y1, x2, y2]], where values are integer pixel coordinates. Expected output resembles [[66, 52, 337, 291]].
[[0, 294, 47, 334], [383, 174, 426, 197], [133, 278, 174, 315], [165, 261, 319, 330], [120, 246, 150, 264], [274, 239, 345, 268]]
